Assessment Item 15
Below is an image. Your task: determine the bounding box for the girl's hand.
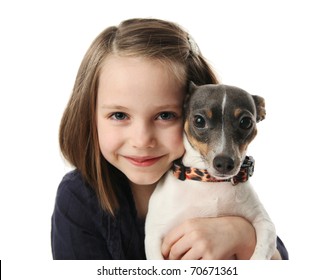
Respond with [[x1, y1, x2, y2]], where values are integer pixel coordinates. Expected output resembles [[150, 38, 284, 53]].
[[161, 216, 256, 260]]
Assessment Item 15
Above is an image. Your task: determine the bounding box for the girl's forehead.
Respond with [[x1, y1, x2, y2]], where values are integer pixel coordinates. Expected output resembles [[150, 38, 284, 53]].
[[97, 56, 186, 105], [100, 55, 186, 86]]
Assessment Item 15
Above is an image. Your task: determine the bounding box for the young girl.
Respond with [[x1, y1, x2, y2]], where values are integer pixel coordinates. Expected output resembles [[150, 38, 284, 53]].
[[51, 18, 288, 260]]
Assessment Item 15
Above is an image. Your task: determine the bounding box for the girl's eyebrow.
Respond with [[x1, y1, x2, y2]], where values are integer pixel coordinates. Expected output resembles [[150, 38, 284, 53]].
[[154, 104, 182, 110], [100, 105, 128, 110], [100, 104, 181, 110]]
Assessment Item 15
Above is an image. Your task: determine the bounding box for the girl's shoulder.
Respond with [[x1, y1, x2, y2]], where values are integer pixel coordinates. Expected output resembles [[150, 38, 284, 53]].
[[52, 170, 113, 259], [54, 169, 104, 220], [57, 169, 96, 199]]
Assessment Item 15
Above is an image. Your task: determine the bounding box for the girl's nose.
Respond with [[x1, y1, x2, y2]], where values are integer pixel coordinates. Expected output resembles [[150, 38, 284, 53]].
[[131, 121, 156, 149]]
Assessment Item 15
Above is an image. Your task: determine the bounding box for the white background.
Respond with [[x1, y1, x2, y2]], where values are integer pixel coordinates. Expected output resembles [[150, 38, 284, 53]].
[[1, 0, 332, 278]]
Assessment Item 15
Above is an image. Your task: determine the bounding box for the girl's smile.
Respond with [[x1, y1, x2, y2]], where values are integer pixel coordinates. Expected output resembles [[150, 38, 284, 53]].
[[123, 155, 165, 167], [96, 55, 186, 187]]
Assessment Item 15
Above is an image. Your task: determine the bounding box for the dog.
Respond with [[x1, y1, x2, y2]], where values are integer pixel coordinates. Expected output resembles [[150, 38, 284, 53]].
[[145, 83, 276, 260]]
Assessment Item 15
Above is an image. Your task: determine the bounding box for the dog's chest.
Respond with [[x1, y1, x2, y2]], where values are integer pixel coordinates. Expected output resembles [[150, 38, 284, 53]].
[[150, 171, 250, 217]]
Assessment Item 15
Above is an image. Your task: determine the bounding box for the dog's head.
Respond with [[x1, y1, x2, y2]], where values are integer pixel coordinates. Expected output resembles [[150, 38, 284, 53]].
[[183, 82, 265, 179]]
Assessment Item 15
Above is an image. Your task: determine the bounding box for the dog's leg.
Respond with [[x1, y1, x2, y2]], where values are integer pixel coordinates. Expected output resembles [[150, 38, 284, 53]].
[[233, 184, 277, 260], [145, 233, 164, 260], [250, 214, 277, 260]]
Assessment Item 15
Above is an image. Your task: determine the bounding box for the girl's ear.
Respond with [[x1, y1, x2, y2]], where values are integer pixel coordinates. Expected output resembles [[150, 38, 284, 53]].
[[252, 95, 266, 122]]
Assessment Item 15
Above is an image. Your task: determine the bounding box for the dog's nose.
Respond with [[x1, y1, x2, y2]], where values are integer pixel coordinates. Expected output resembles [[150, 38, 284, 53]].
[[213, 156, 235, 173]]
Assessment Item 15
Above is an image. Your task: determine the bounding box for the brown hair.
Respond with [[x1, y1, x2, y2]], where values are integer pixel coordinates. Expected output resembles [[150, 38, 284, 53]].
[[59, 18, 219, 214]]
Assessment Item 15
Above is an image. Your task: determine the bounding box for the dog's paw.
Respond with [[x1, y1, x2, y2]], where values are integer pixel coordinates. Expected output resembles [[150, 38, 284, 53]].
[[250, 250, 273, 260], [250, 254, 267, 260], [146, 253, 164, 260]]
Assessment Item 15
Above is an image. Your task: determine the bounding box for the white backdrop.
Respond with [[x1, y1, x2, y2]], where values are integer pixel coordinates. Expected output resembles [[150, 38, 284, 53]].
[[1, 0, 332, 278]]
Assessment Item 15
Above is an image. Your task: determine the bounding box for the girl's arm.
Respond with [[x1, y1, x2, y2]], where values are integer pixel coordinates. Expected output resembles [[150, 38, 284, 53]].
[[51, 173, 113, 260], [161, 216, 288, 260]]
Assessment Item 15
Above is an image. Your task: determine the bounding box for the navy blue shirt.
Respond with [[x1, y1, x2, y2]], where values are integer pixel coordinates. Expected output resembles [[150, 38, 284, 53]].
[[51, 170, 288, 260]]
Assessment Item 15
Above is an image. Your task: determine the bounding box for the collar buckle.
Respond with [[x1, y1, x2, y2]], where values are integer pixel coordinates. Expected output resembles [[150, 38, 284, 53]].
[[231, 156, 255, 185], [242, 156, 255, 179]]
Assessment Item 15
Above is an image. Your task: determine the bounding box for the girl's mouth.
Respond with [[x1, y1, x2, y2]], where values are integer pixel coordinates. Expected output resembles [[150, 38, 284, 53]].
[[124, 156, 163, 167]]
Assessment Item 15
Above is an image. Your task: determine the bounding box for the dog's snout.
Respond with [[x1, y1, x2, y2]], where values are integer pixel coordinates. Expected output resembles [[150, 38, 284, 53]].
[[213, 156, 235, 173]]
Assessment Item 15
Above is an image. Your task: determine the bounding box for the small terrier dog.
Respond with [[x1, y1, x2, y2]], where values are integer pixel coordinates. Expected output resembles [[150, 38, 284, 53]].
[[145, 83, 276, 260]]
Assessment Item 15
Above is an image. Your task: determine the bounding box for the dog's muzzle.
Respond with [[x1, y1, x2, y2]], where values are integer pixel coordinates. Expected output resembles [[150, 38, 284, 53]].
[[173, 156, 255, 186]]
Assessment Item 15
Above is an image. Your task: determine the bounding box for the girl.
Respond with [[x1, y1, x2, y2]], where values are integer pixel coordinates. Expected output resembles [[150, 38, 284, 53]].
[[51, 18, 288, 260]]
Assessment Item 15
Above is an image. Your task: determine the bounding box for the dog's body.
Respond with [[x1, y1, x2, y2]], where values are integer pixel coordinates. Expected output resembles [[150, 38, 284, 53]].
[[145, 83, 276, 260]]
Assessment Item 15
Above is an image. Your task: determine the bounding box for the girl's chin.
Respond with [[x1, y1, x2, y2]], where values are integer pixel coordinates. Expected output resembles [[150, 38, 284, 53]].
[[127, 175, 162, 187]]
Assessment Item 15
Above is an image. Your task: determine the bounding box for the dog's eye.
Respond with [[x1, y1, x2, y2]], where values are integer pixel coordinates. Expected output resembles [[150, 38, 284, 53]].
[[194, 115, 206, 128], [239, 117, 253, 129]]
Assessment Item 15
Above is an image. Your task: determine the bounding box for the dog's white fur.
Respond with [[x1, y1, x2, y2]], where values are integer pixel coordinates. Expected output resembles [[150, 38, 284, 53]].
[[145, 135, 276, 260]]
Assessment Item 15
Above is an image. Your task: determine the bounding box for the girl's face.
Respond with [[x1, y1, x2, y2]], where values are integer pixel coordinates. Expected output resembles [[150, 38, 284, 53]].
[[97, 56, 185, 187]]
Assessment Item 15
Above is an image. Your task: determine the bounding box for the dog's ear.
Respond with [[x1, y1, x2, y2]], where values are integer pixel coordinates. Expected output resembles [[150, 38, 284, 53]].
[[252, 95, 266, 122], [188, 81, 198, 94], [184, 82, 198, 114]]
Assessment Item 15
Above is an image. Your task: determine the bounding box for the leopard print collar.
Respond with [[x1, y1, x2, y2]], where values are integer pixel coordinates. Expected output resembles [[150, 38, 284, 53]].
[[172, 156, 255, 186]]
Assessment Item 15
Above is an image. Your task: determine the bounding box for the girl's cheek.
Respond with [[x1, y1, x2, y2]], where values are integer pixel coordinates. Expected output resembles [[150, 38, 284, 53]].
[[174, 126, 186, 153]]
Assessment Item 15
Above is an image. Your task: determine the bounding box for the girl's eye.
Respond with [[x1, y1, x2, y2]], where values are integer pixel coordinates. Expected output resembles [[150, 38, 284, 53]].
[[110, 112, 128, 120], [157, 112, 176, 120]]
